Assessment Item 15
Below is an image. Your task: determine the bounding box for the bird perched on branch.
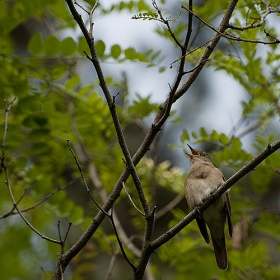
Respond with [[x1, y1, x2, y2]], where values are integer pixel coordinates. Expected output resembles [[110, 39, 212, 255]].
[[185, 144, 232, 270]]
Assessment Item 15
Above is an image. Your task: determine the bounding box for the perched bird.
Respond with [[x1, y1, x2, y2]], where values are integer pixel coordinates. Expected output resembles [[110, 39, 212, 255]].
[[185, 144, 232, 270]]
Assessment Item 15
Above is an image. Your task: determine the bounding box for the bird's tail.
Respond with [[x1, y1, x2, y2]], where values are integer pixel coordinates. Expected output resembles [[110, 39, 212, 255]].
[[212, 235, 228, 270]]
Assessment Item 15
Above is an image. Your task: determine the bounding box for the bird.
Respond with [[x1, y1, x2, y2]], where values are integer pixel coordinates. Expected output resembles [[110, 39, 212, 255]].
[[185, 144, 232, 270]]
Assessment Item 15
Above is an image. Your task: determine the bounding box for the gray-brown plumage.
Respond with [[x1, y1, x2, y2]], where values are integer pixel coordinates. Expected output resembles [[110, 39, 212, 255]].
[[185, 144, 232, 270]]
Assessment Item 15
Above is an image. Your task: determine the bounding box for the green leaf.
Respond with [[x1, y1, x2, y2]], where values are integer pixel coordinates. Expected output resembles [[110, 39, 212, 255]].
[[48, 190, 66, 207], [59, 199, 74, 216], [29, 142, 49, 154], [22, 116, 48, 128], [200, 127, 207, 138], [167, 143, 178, 151], [27, 129, 50, 141], [180, 129, 190, 143], [51, 64, 67, 80], [129, 94, 158, 117], [65, 75, 80, 89], [70, 206, 84, 224], [231, 136, 242, 150], [42, 35, 60, 55], [219, 133, 229, 145], [110, 44, 121, 59], [61, 37, 76, 56], [191, 131, 197, 139], [27, 32, 42, 55], [95, 40, 106, 57], [124, 47, 137, 60], [78, 36, 89, 54]]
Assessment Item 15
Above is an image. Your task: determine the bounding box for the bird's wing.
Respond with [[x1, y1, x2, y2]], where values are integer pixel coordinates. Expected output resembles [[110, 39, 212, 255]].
[[225, 192, 233, 238], [196, 217, 210, 244]]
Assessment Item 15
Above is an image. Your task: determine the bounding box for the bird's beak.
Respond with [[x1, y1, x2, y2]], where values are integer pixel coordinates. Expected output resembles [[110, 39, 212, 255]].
[[186, 144, 199, 158]]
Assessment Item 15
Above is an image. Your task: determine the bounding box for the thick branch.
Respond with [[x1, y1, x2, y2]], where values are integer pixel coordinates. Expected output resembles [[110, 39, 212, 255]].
[[66, 0, 151, 217]]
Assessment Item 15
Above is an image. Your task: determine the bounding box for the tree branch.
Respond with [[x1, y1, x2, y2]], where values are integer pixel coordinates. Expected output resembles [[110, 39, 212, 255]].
[[182, 4, 280, 45], [0, 178, 78, 219], [1, 98, 61, 245], [227, 0, 280, 31]]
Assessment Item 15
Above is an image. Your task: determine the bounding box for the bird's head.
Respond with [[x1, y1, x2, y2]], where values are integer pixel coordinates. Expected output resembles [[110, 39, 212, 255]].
[[186, 144, 212, 164]]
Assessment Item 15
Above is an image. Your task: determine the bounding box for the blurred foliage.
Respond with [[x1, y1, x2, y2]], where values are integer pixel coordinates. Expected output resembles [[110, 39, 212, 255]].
[[0, 0, 280, 279]]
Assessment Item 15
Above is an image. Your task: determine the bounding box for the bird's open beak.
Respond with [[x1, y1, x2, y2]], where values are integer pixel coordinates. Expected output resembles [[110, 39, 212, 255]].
[[186, 144, 199, 158]]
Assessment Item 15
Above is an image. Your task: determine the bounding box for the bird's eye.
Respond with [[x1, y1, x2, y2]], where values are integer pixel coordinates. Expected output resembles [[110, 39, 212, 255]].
[[201, 152, 207, 156]]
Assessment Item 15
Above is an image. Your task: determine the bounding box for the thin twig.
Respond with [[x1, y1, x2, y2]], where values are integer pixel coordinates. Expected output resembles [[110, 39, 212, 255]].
[[0, 178, 78, 219], [35, 261, 50, 280], [152, 1, 183, 49], [182, 59, 210, 74], [89, 0, 99, 35], [227, 0, 279, 31], [182, 4, 280, 45], [0, 97, 16, 174], [122, 183, 145, 217], [67, 138, 138, 270], [65, 0, 152, 219], [66, 92, 144, 267], [74, 1, 89, 14], [170, 38, 212, 68], [66, 139, 110, 217], [155, 195, 183, 220], [183, 0, 193, 50], [5, 179, 62, 244], [1, 99, 61, 245], [104, 249, 120, 280], [109, 208, 136, 270]]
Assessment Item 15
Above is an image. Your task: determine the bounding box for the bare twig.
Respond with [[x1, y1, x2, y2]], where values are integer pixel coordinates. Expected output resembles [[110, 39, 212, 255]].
[[74, 1, 89, 14], [152, 1, 183, 49], [182, 4, 280, 45], [35, 261, 50, 280], [228, 0, 280, 31], [58, 221, 72, 256], [0, 178, 78, 219], [155, 195, 183, 220], [109, 208, 136, 270], [182, 59, 210, 74], [66, 132, 139, 268], [152, 1, 195, 127], [104, 248, 120, 280], [89, 0, 99, 35], [236, 120, 262, 139], [4, 176, 61, 244], [74, 0, 99, 35], [170, 38, 212, 69], [1, 99, 61, 245], [183, 0, 193, 50], [65, 0, 151, 218], [66, 139, 109, 217], [122, 182, 145, 217], [0, 97, 16, 174]]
